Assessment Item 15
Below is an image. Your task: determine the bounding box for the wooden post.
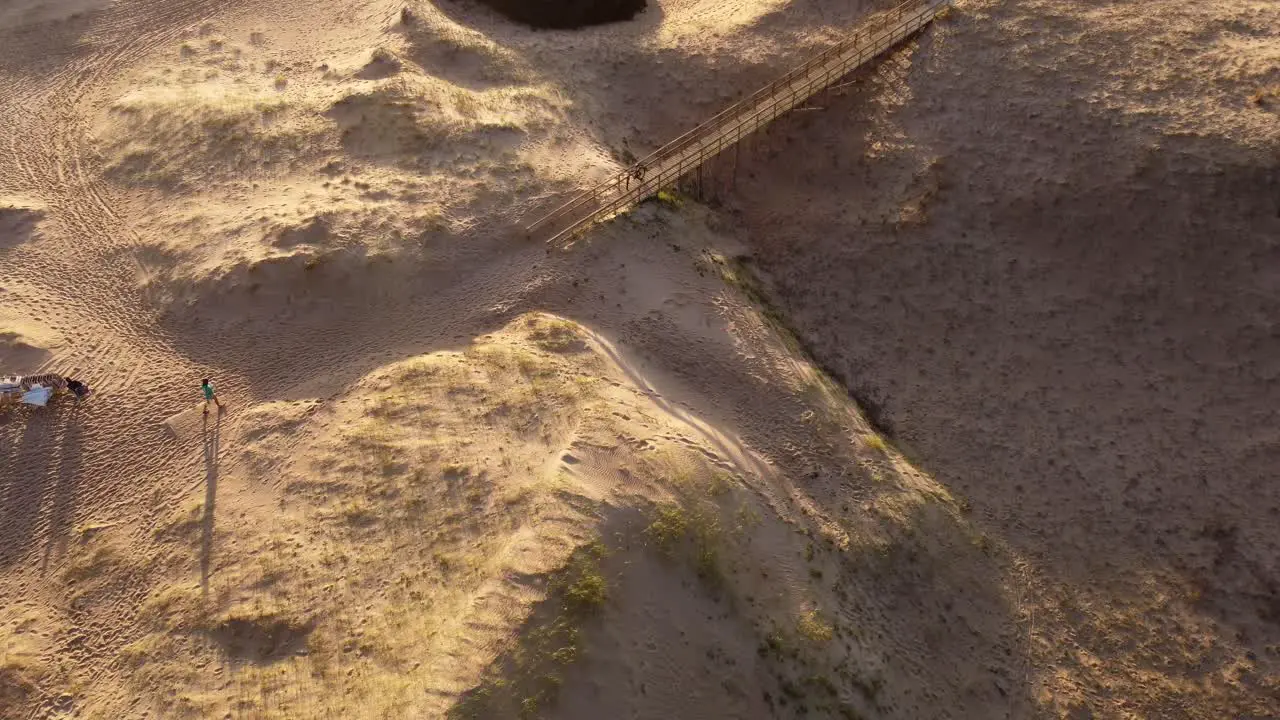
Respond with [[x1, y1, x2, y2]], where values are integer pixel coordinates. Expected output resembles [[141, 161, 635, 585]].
[[734, 129, 743, 188]]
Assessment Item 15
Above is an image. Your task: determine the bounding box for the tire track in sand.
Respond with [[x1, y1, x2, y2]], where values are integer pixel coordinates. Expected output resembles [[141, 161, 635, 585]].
[[0, 0, 261, 696]]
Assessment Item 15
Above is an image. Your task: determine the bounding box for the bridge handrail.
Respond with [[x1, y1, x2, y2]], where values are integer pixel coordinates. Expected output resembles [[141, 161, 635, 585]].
[[527, 0, 949, 241]]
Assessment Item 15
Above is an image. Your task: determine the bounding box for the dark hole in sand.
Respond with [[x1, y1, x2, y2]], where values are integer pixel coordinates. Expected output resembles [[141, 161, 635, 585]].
[[464, 0, 647, 29]]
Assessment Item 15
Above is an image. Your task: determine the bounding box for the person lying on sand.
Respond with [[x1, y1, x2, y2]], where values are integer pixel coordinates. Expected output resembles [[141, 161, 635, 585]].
[[65, 378, 89, 401]]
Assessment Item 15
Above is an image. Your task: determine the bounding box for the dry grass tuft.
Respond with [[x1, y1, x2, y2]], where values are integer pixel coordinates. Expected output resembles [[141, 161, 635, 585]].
[[651, 189, 683, 208], [645, 501, 725, 585], [797, 609, 834, 644], [524, 315, 587, 353], [863, 433, 888, 453], [1249, 86, 1279, 106], [0, 622, 52, 714], [449, 542, 609, 719], [103, 82, 313, 187]]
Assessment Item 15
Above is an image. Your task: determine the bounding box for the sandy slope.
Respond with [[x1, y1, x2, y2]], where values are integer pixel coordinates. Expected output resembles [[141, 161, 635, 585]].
[[1, 0, 1276, 718], [723, 0, 1280, 716]]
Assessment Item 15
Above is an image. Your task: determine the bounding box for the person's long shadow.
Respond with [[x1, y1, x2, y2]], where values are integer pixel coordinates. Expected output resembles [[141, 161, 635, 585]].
[[0, 397, 86, 571], [43, 399, 85, 571], [0, 405, 57, 567], [200, 412, 220, 593]]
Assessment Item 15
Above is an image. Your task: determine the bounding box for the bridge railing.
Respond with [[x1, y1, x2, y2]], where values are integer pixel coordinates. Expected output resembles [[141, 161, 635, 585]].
[[527, 0, 950, 243]]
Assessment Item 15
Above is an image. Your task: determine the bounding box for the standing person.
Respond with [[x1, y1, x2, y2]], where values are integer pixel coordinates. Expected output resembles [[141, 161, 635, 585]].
[[202, 378, 224, 414]]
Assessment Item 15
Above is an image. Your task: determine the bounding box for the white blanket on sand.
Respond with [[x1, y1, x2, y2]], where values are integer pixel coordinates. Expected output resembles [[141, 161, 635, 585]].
[[21, 385, 53, 406]]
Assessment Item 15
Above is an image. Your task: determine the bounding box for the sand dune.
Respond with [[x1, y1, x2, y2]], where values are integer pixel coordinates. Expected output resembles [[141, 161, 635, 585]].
[[722, 0, 1280, 716], [1, 0, 1276, 718]]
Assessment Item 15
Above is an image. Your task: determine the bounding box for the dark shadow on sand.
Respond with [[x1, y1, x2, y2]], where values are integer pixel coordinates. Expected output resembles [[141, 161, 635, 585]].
[[722, 8, 1280, 678], [0, 399, 85, 569], [42, 400, 85, 570], [449, 489, 1033, 718], [201, 411, 221, 592]]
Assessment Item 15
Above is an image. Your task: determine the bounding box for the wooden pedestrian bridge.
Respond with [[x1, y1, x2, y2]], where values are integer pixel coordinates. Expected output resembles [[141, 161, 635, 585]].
[[526, 0, 950, 244]]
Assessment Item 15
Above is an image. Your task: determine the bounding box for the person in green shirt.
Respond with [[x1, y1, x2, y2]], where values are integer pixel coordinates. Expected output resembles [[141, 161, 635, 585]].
[[202, 378, 224, 415]]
